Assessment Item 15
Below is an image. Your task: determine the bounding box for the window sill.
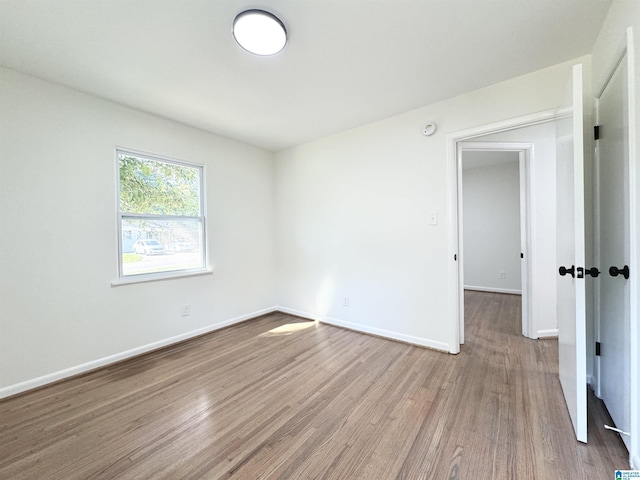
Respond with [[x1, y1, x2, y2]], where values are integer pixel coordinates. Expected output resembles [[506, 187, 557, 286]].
[[111, 267, 213, 287]]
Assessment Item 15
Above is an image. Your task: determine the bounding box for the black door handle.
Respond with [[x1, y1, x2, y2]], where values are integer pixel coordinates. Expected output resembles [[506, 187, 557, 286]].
[[559, 265, 575, 278], [609, 265, 630, 279], [585, 267, 600, 277]]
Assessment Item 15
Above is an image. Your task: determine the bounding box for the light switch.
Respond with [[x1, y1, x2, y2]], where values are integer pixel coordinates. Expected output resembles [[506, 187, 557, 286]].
[[428, 212, 438, 225]]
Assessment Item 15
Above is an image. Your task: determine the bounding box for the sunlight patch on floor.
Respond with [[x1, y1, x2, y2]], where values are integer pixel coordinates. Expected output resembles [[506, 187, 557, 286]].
[[259, 321, 317, 337]]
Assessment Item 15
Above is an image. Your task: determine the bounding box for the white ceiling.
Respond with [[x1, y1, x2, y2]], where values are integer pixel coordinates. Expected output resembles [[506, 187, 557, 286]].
[[0, 0, 611, 151]]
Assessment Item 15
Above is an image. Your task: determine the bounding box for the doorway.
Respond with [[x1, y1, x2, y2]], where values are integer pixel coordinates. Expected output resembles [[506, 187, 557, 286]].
[[447, 111, 568, 352], [457, 143, 531, 343]]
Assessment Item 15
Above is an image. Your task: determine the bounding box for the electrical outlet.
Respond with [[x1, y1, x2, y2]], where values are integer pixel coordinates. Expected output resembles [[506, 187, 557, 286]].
[[343, 296, 350, 307], [181, 304, 191, 317], [499, 271, 506, 279]]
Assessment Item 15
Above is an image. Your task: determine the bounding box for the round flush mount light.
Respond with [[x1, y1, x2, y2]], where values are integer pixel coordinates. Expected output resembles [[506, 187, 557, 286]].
[[233, 9, 287, 56]]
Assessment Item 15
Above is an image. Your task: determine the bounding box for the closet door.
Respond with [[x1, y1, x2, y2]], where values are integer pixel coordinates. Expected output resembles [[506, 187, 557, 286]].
[[597, 54, 631, 451]]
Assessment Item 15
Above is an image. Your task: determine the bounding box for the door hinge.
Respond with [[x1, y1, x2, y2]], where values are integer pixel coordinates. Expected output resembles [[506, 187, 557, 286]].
[[595, 342, 601, 356], [594, 125, 600, 140]]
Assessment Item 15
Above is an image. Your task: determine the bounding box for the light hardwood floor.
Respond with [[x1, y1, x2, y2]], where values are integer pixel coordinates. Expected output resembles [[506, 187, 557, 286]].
[[0, 291, 629, 479]]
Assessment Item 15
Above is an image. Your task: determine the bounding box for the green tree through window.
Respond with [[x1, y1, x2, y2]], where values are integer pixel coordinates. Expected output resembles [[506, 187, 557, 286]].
[[119, 155, 200, 216]]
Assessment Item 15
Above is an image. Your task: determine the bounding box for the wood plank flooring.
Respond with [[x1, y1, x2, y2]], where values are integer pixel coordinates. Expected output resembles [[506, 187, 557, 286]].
[[0, 291, 629, 479]]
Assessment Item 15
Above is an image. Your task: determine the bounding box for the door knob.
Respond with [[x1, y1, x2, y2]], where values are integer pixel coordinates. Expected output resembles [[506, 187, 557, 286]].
[[559, 265, 575, 278], [609, 265, 630, 280], [585, 267, 600, 277]]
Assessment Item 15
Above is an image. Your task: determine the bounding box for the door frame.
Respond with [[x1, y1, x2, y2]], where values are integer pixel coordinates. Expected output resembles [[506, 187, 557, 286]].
[[457, 142, 532, 342], [446, 107, 571, 353]]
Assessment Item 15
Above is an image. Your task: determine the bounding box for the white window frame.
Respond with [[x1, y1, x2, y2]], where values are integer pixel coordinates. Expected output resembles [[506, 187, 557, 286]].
[[112, 147, 210, 285]]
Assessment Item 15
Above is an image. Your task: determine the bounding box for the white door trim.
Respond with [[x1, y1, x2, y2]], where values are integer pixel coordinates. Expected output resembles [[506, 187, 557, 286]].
[[457, 142, 533, 342], [446, 107, 571, 353], [627, 25, 639, 473]]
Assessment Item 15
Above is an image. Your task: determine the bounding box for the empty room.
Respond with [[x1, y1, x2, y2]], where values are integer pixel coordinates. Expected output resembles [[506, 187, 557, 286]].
[[1, 1, 638, 478]]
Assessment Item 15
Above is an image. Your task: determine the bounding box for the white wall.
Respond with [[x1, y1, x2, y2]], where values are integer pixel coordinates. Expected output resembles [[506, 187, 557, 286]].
[[462, 159, 521, 294], [590, 0, 640, 469], [0, 68, 277, 395], [275, 57, 586, 352]]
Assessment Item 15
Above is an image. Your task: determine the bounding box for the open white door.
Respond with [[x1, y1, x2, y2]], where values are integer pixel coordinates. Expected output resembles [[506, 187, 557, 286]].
[[556, 64, 587, 443]]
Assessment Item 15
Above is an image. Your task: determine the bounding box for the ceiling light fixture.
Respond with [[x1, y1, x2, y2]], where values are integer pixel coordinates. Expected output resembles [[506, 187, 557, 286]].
[[233, 9, 287, 56]]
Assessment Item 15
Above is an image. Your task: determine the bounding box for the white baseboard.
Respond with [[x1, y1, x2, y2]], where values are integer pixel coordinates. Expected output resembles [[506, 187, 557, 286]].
[[537, 328, 559, 338], [277, 306, 450, 352], [464, 285, 522, 295], [0, 306, 278, 399], [586, 374, 593, 387], [276, 306, 323, 321]]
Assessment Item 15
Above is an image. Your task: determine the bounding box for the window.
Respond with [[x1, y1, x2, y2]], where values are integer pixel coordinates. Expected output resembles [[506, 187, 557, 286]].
[[116, 149, 206, 280]]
